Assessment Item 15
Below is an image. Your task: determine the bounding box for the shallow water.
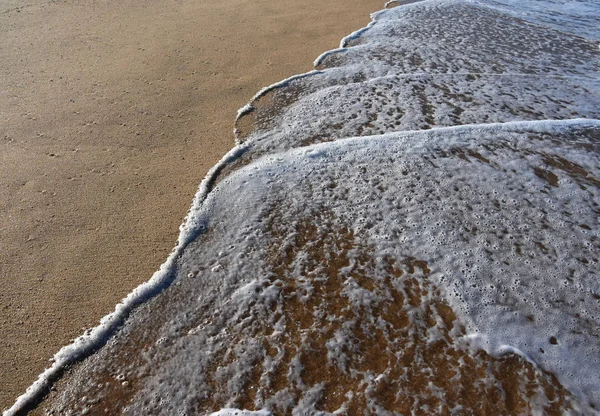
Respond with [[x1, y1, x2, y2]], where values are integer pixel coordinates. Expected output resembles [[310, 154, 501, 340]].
[[472, 0, 600, 41], [7, 0, 600, 414]]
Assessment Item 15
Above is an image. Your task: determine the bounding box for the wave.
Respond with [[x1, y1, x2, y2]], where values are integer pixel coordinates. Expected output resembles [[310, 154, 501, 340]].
[[6, 0, 600, 414]]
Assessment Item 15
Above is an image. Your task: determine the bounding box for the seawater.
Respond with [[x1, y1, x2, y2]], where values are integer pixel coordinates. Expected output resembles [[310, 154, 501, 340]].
[[6, 0, 600, 414]]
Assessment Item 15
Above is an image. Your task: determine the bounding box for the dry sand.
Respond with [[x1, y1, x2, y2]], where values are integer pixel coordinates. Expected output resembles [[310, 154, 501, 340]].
[[0, 0, 382, 409]]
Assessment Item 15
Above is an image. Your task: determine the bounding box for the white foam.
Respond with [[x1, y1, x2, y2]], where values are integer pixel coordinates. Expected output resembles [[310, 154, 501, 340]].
[[242, 0, 599, 159], [8, 0, 600, 413], [107, 119, 600, 413], [195, 119, 600, 408]]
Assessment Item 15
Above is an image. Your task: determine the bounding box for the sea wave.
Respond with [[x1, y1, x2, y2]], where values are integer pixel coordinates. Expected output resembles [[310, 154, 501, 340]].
[[6, 0, 600, 414]]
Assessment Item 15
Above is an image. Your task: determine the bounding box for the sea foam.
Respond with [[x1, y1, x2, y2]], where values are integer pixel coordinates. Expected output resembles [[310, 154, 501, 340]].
[[6, 0, 600, 414]]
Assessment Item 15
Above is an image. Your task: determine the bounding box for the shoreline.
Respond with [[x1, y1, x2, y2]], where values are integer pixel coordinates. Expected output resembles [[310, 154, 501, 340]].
[[0, 0, 383, 410]]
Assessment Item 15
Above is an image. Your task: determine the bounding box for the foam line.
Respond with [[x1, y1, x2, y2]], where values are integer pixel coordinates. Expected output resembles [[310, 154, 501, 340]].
[[312, 6, 394, 67], [235, 70, 323, 119], [292, 118, 600, 152], [313, 22, 376, 67], [3, 142, 251, 416]]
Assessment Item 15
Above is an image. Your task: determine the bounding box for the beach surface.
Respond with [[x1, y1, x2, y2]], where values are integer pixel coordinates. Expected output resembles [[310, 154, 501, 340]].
[[14, 0, 599, 412], [0, 0, 382, 409]]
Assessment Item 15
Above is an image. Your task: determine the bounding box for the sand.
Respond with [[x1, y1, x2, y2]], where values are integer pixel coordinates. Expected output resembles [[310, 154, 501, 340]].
[[0, 0, 382, 409]]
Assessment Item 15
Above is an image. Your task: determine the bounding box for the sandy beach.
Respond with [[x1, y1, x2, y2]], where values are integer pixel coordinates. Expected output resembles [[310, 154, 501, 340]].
[[0, 0, 382, 409]]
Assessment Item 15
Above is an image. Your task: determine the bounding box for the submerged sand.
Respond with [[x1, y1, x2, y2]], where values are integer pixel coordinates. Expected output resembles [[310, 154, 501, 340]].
[[0, 0, 382, 409]]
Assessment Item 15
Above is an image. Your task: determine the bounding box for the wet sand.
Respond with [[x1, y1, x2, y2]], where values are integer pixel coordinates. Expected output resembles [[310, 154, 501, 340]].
[[0, 0, 382, 409]]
